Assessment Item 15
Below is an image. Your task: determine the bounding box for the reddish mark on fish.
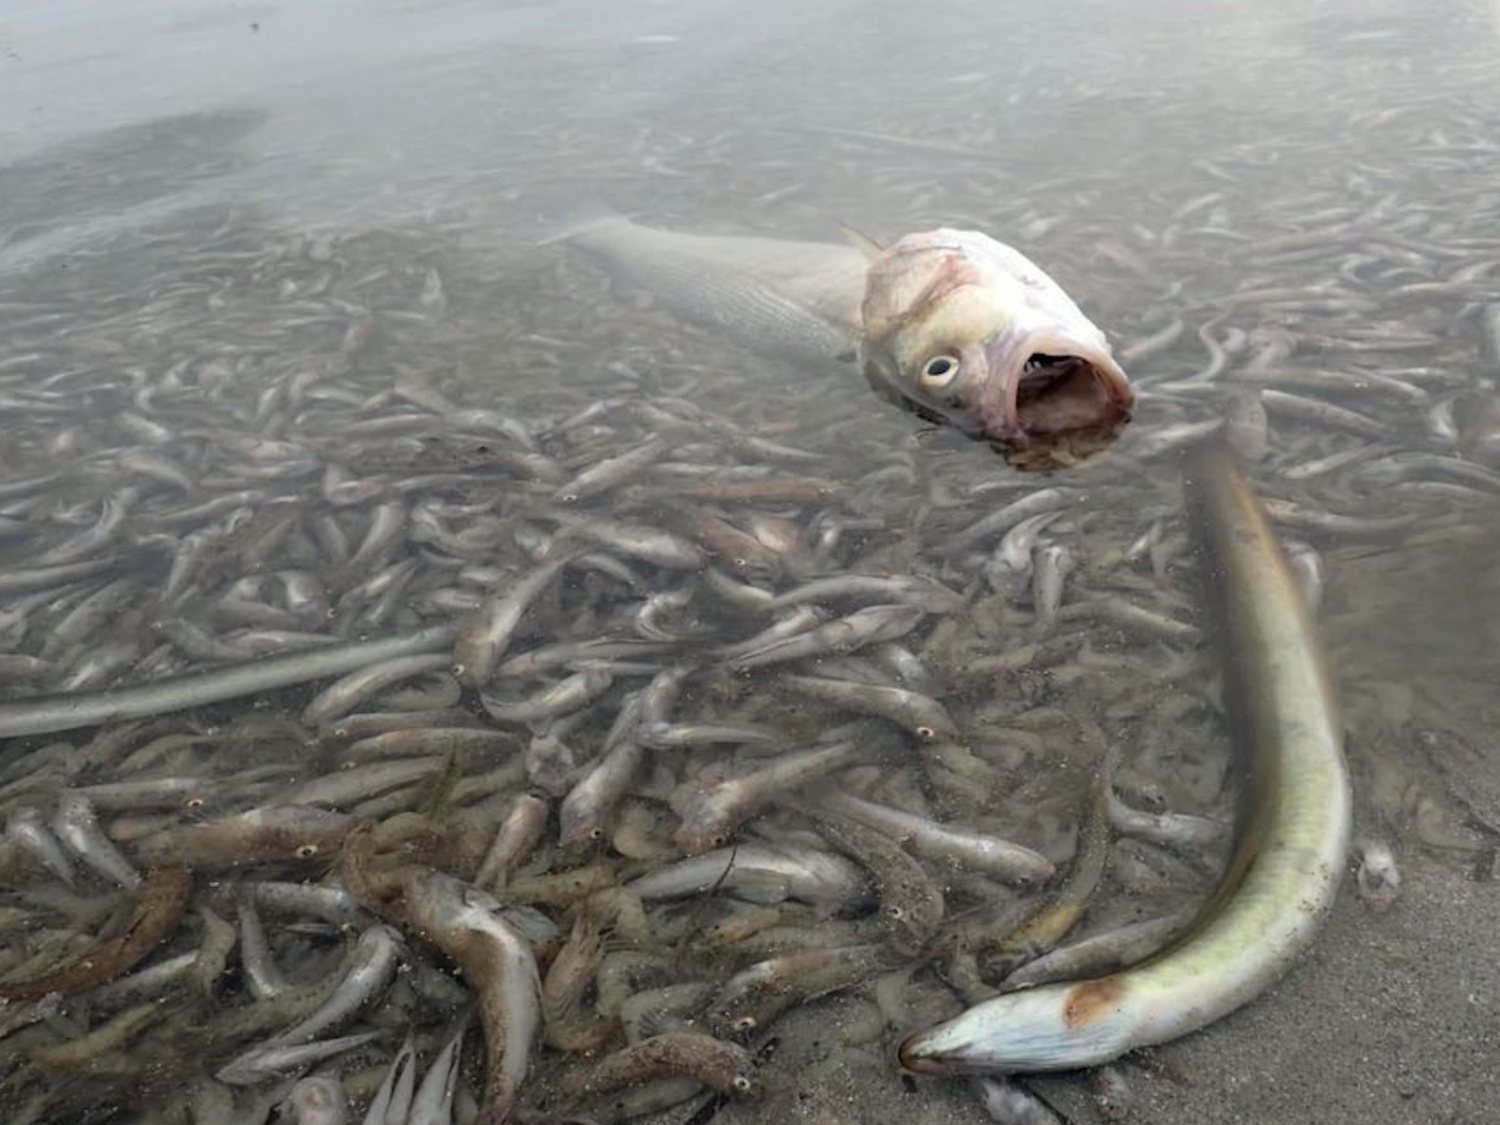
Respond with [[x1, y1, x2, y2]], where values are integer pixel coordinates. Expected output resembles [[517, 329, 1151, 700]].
[[1062, 976, 1126, 1029]]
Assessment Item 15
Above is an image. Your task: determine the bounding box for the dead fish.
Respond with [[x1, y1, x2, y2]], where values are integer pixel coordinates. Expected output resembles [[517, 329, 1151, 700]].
[[626, 843, 871, 910], [404, 872, 541, 1123], [674, 739, 866, 854], [1352, 836, 1400, 912], [818, 791, 1053, 883], [704, 942, 897, 1039], [860, 228, 1134, 461], [557, 207, 866, 365], [562, 1032, 760, 1103], [560, 212, 1132, 462], [725, 604, 926, 669]]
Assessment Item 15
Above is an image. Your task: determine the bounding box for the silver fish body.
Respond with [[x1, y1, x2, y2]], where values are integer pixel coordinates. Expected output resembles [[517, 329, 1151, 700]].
[[562, 211, 866, 364], [403, 872, 541, 1123], [626, 843, 870, 910]]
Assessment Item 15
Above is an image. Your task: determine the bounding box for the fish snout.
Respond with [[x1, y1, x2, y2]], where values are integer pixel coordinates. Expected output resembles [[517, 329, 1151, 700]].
[[896, 1027, 971, 1075], [981, 331, 1135, 463]]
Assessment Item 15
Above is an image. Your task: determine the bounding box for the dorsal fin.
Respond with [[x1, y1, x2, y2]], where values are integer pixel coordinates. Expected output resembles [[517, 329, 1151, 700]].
[[836, 222, 885, 262]]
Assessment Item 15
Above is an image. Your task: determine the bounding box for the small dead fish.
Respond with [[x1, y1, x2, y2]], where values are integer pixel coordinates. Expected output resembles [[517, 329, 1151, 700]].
[[54, 791, 141, 887], [819, 791, 1053, 883], [303, 653, 453, 726], [238, 897, 289, 1002], [948, 488, 1084, 553], [555, 437, 671, 503], [727, 604, 926, 669], [711, 606, 828, 662], [634, 587, 706, 641], [765, 573, 964, 613], [626, 843, 870, 910], [986, 511, 1065, 595], [560, 738, 646, 849], [455, 554, 576, 686], [476, 793, 551, 889], [1030, 543, 1074, 629], [403, 872, 541, 1123], [642, 722, 783, 750], [563, 1032, 761, 1103], [674, 739, 866, 854], [481, 669, 614, 724], [780, 674, 957, 740], [1353, 836, 1400, 912], [132, 805, 354, 870], [1262, 497, 1417, 537], [217, 1031, 380, 1087], [1261, 388, 1385, 438], [245, 924, 401, 1056], [410, 1024, 464, 1124], [1002, 911, 1193, 990], [0, 867, 189, 1001], [549, 512, 704, 570], [704, 942, 896, 1038], [980, 776, 1111, 977], [799, 806, 944, 955], [6, 805, 75, 884]]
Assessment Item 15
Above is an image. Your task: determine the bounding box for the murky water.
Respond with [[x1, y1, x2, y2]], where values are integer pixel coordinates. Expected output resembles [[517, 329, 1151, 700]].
[[1, 1, 1498, 1122]]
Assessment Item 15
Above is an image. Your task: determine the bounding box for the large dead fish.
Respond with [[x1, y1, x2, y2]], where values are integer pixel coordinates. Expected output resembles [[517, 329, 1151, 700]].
[[559, 211, 1134, 467]]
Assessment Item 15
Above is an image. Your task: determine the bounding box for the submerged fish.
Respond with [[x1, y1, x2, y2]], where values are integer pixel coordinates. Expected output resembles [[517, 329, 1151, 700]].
[[560, 211, 1133, 466], [559, 210, 866, 364], [860, 228, 1134, 464]]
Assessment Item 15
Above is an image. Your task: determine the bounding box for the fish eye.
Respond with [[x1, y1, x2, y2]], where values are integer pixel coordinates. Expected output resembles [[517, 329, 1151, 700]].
[[184, 797, 204, 809], [887, 906, 905, 920], [732, 1075, 754, 1093], [919, 355, 960, 387], [733, 1015, 758, 1032], [914, 725, 936, 740], [295, 844, 319, 858]]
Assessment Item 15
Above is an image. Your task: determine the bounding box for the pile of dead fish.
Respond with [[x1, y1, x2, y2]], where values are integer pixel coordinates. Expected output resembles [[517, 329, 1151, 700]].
[[1, 118, 1498, 1120]]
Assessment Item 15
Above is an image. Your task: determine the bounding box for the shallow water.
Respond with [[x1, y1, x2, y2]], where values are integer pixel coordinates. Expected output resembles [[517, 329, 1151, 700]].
[[1, 0, 1498, 1122]]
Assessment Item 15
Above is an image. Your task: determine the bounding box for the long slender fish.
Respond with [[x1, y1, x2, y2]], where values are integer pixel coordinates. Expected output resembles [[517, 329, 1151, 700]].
[[898, 442, 1351, 1073], [0, 623, 457, 739]]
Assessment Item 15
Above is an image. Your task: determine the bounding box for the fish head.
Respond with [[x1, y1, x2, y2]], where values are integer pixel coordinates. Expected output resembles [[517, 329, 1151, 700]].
[[860, 229, 1134, 469], [896, 976, 1136, 1074]]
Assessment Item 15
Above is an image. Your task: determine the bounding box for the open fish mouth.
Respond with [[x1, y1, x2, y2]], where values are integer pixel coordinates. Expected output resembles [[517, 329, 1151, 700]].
[[984, 340, 1135, 470], [1008, 350, 1133, 440]]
